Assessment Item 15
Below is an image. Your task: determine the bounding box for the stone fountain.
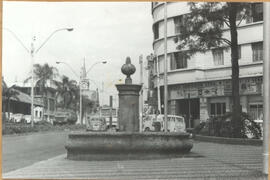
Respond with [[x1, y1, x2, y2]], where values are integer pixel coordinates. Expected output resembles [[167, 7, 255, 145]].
[[65, 57, 193, 161]]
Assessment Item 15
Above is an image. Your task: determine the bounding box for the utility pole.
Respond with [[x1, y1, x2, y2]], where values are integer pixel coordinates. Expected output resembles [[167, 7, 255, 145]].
[[139, 55, 143, 132], [30, 38, 35, 127], [109, 95, 113, 128], [263, 2, 270, 175], [163, 2, 168, 132], [156, 55, 161, 113]]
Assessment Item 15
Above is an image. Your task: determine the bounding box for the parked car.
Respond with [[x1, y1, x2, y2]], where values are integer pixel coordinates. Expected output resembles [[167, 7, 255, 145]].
[[143, 114, 186, 133], [86, 116, 107, 131], [12, 113, 24, 123], [23, 115, 31, 123]]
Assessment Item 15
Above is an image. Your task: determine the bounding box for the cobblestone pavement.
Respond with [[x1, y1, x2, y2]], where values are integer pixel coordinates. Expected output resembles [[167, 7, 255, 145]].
[[3, 141, 267, 180]]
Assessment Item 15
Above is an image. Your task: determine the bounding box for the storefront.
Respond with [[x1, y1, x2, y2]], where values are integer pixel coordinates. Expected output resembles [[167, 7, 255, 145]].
[[168, 76, 263, 127]]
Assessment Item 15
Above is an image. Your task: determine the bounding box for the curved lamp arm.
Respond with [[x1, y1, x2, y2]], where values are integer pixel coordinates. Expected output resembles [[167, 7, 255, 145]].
[[56, 61, 79, 78], [3, 27, 30, 53], [35, 28, 73, 54], [86, 61, 107, 75]]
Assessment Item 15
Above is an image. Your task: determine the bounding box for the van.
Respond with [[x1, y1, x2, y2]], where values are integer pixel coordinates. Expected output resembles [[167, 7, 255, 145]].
[[143, 114, 186, 133], [157, 115, 186, 132]]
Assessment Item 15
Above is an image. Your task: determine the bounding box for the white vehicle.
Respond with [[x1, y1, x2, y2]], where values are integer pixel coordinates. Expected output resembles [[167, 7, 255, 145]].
[[12, 113, 24, 123], [143, 114, 186, 133], [23, 115, 32, 123], [158, 115, 186, 133]]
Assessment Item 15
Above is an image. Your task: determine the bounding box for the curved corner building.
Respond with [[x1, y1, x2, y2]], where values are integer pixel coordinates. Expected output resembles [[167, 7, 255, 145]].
[[151, 2, 263, 128]]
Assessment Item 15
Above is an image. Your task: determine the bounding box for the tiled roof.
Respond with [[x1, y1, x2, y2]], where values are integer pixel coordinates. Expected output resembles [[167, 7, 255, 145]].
[[10, 89, 44, 106]]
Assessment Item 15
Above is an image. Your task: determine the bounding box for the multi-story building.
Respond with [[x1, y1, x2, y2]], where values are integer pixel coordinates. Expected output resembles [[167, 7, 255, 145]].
[[151, 2, 263, 127], [15, 80, 57, 123]]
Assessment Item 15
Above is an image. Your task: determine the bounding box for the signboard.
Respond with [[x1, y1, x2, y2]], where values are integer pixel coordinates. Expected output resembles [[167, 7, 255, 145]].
[[169, 77, 262, 100], [100, 108, 117, 117]]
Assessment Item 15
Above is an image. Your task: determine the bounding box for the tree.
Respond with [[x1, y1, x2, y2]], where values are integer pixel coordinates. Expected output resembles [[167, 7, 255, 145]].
[[25, 63, 59, 95], [176, 2, 255, 137], [24, 63, 59, 120], [56, 75, 78, 109], [2, 77, 19, 122]]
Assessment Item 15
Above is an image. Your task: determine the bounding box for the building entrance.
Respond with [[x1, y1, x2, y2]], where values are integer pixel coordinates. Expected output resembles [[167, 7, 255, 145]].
[[176, 98, 200, 128]]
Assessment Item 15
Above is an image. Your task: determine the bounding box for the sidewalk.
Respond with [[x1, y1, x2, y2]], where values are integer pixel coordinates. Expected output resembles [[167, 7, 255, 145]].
[[3, 141, 267, 180]]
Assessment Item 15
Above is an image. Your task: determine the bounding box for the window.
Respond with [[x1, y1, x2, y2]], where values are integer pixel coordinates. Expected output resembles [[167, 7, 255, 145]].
[[153, 23, 159, 40], [170, 52, 188, 70], [35, 111, 38, 117], [174, 16, 184, 34], [210, 103, 226, 116], [238, 45, 241, 59], [246, 3, 263, 23], [212, 49, 224, 65], [252, 42, 263, 62], [49, 99, 55, 111], [44, 98, 48, 110], [249, 104, 263, 120], [39, 111, 42, 118]]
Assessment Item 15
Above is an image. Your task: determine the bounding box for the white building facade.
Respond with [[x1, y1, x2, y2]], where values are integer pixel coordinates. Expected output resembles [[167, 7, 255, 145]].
[[151, 2, 263, 127]]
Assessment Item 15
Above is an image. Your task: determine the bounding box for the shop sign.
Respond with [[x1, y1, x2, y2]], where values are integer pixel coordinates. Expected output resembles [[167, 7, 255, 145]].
[[169, 77, 262, 100]]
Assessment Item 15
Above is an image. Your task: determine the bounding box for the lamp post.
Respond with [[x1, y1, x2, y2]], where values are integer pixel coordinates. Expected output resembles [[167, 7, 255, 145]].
[[56, 60, 107, 124], [263, 2, 270, 174], [4, 27, 73, 127], [163, 2, 168, 132]]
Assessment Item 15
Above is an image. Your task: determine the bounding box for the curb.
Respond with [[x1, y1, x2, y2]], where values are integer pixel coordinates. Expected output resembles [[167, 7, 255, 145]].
[[194, 134, 262, 146]]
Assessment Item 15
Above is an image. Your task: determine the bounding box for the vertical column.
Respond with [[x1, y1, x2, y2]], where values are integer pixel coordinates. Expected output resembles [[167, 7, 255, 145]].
[[263, 2, 270, 175], [240, 96, 248, 113], [109, 95, 113, 128], [200, 97, 209, 122], [225, 97, 231, 112], [169, 100, 176, 115], [163, 2, 168, 132], [116, 85, 142, 132]]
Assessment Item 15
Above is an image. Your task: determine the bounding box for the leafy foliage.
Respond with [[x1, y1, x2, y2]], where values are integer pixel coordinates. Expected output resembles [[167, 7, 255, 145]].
[[176, 2, 250, 55], [2, 77, 20, 122], [24, 63, 59, 96], [175, 2, 254, 137], [56, 75, 79, 109], [196, 112, 262, 139]]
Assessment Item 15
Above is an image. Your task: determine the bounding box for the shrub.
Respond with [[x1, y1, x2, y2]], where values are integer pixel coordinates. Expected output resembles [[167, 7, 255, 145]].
[[195, 112, 262, 139]]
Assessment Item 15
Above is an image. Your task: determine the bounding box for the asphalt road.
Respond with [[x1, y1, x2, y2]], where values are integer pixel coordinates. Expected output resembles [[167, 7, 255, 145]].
[[2, 131, 70, 173]]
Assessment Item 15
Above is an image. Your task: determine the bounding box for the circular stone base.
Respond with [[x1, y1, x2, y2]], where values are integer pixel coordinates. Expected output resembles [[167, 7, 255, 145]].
[[65, 132, 193, 161]]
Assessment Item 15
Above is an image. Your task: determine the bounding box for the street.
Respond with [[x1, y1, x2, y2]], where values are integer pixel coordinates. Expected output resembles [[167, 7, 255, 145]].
[[3, 137, 266, 179], [2, 131, 69, 173]]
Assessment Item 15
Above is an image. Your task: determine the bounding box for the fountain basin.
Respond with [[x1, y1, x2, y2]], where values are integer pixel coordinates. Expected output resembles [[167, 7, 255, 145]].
[[65, 132, 193, 161]]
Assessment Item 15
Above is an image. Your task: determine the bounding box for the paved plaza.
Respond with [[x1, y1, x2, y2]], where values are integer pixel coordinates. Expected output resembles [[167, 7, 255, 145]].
[[3, 141, 267, 180]]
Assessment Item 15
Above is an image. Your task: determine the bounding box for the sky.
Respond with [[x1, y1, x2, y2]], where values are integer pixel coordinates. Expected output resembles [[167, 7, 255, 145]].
[[2, 1, 153, 106]]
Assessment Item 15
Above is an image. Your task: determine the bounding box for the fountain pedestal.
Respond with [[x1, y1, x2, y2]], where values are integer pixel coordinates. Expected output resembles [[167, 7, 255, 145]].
[[116, 84, 141, 132]]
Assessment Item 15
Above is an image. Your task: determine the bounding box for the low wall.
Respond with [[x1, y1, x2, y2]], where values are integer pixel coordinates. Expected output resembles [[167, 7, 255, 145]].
[[65, 132, 193, 161], [194, 135, 262, 146]]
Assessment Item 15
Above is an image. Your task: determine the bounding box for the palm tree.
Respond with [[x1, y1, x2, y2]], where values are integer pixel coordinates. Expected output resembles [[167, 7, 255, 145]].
[[25, 63, 59, 95], [2, 77, 19, 123], [56, 75, 78, 110], [24, 63, 59, 121]]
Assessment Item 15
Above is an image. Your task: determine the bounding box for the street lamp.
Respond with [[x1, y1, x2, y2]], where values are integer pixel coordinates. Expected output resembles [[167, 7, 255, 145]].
[[56, 60, 107, 124], [86, 61, 107, 75], [4, 27, 74, 127]]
